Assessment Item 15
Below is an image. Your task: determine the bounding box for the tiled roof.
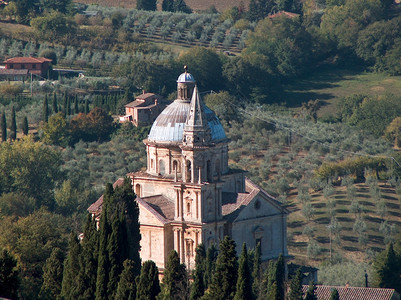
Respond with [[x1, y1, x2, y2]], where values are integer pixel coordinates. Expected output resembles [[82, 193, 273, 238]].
[[302, 285, 399, 300], [4, 57, 52, 64], [140, 195, 175, 222], [136, 92, 157, 100], [87, 178, 125, 215], [0, 69, 28, 75], [269, 11, 300, 19]]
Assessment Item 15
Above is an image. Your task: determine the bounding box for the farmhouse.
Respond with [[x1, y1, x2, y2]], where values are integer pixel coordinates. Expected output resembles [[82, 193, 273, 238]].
[[1, 57, 52, 80], [89, 69, 288, 270], [120, 92, 165, 126]]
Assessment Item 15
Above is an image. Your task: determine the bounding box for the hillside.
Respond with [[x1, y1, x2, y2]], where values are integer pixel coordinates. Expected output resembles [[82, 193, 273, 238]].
[[74, 0, 250, 12]]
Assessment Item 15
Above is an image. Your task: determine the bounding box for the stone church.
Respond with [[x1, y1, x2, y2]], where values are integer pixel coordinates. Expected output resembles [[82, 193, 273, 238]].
[[89, 70, 288, 271]]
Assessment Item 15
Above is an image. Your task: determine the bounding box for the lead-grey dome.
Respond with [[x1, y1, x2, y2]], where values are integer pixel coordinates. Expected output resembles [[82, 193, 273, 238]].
[[147, 99, 226, 144], [177, 72, 195, 83]]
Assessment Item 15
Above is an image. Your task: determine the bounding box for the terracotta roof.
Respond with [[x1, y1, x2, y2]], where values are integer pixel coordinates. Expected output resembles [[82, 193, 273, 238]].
[[136, 92, 157, 100], [87, 178, 125, 215], [222, 192, 251, 221], [140, 194, 175, 222], [3, 57, 52, 64], [269, 11, 300, 19], [0, 69, 28, 75], [302, 285, 399, 300]]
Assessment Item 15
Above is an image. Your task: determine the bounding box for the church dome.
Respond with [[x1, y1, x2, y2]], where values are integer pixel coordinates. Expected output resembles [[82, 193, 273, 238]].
[[177, 71, 195, 83], [147, 100, 227, 144]]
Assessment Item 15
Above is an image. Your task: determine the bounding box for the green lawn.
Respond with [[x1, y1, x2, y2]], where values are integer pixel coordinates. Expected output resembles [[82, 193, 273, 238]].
[[282, 66, 401, 117]]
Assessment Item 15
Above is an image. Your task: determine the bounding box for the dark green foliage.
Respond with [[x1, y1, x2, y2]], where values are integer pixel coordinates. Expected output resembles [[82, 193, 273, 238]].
[[40, 248, 65, 300], [95, 211, 111, 300], [52, 92, 58, 114], [304, 281, 317, 300], [204, 244, 218, 288], [137, 260, 161, 300], [61, 233, 82, 299], [161, 250, 188, 299], [85, 99, 89, 114], [207, 236, 238, 300], [10, 106, 16, 140], [67, 97, 71, 116], [76, 214, 99, 299], [374, 243, 401, 292], [275, 254, 285, 300], [115, 259, 137, 300], [74, 95, 79, 114], [137, 0, 156, 11], [1, 111, 6, 142], [289, 268, 303, 300], [234, 243, 252, 300], [190, 244, 206, 300], [330, 288, 339, 300], [0, 249, 20, 299], [22, 116, 28, 135], [252, 242, 261, 299], [162, 0, 174, 11], [43, 94, 49, 123]]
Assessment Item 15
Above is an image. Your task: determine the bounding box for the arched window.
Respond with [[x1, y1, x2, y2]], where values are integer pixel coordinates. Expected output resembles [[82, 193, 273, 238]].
[[159, 160, 165, 175], [187, 202, 191, 214], [135, 184, 141, 197]]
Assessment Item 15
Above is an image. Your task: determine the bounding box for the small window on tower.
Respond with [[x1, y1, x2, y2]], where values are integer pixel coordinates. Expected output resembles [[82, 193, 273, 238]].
[[187, 202, 191, 213]]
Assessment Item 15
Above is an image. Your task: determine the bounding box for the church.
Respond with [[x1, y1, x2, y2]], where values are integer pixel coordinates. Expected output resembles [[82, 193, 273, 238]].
[[88, 69, 288, 271]]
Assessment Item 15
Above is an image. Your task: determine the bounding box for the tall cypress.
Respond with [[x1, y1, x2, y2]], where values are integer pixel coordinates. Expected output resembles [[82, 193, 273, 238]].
[[85, 99, 90, 114], [10, 106, 16, 140], [136, 260, 160, 300], [63, 93, 68, 117], [275, 254, 285, 300], [76, 214, 99, 299], [204, 244, 218, 288], [107, 216, 125, 298], [61, 233, 82, 299], [67, 97, 71, 116], [52, 92, 58, 113], [252, 242, 261, 299], [43, 95, 49, 122], [22, 116, 28, 135], [289, 268, 303, 300], [115, 259, 137, 300], [207, 236, 238, 300], [234, 243, 252, 300], [1, 111, 6, 141], [190, 244, 206, 300], [74, 95, 79, 114], [95, 211, 111, 300], [162, 250, 188, 299], [40, 248, 65, 300], [376, 243, 401, 291]]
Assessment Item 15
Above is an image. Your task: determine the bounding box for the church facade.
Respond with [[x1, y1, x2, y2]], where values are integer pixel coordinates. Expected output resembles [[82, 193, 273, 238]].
[[89, 70, 288, 271]]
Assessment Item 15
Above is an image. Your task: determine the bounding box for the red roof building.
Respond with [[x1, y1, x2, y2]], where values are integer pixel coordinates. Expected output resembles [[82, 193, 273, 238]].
[[3, 57, 52, 79], [302, 285, 400, 300], [120, 92, 165, 127]]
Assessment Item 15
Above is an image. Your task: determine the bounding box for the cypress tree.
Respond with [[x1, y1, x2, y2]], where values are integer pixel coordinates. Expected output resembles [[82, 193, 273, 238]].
[[40, 248, 65, 300], [204, 244, 218, 288], [107, 216, 125, 298], [136, 260, 161, 300], [162, 250, 188, 299], [74, 95, 79, 114], [304, 281, 317, 300], [43, 94, 49, 122], [207, 236, 238, 299], [234, 243, 252, 300], [162, 0, 174, 11], [67, 97, 71, 116], [329, 288, 339, 300], [76, 214, 99, 299], [289, 268, 303, 300], [85, 99, 90, 114], [137, 0, 156, 10], [1, 111, 6, 141], [52, 92, 58, 113], [0, 249, 20, 299], [375, 243, 401, 291], [61, 233, 82, 299], [22, 116, 28, 135], [115, 259, 137, 300], [95, 211, 111, 300], [190, 244, 206, 300], [63, 93, 68, 117], [10, 106, 16, 140], [252, 242, 261, 299], [275, 254, 285, 300]]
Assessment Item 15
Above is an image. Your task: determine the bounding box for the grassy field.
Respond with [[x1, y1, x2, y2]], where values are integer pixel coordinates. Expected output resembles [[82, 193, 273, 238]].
[[282, 66, 401, 117]]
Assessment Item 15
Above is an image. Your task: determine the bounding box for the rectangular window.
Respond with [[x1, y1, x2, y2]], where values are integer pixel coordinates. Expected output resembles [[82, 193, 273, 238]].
[[32, 64, 36, 69], [21, 64, 25, 69], [9, 64, 13, 69]]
